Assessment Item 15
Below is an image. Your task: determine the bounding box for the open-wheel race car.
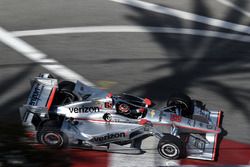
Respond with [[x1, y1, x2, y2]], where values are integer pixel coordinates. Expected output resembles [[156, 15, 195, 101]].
[[20, 73, 223, 161]]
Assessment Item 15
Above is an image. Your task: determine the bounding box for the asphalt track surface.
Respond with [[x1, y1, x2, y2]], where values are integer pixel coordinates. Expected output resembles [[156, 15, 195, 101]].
[[0, 0, 250, 166]]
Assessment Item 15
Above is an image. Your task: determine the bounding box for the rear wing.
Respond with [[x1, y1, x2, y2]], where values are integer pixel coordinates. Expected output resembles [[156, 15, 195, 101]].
[[27, 76, 57, 108], [19, 74, 58, 128]]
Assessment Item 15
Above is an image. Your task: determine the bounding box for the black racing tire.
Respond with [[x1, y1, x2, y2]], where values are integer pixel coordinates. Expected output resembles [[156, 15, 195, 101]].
[[167, 93, 193, 117], [37, 120, 68, 148], [157, 134, 186, 159], [57, 81, 79, 105], [58, 81, 75, 92]]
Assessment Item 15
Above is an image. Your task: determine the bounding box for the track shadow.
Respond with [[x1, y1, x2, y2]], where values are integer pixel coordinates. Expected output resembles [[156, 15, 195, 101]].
[[118, 0, 250, 163], [122, 1, 250, 121]]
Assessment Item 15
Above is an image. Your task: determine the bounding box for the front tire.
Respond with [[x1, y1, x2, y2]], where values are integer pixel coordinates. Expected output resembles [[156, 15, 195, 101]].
[[157, 134, 186, 159], [167, 93, 193, 117], [37, 120, 68, 148]]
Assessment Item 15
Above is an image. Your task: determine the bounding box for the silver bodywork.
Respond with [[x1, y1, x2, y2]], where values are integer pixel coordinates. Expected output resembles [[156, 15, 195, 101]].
[[20, 74, 222, 161]]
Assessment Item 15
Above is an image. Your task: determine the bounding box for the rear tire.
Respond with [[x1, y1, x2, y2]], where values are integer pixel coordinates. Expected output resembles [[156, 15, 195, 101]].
[[158, 134, 186, 159], [167, 93, 193, 117], [37, 120, 68, 148], [58, 81, 75, 92], [56, 81, 78, 105]]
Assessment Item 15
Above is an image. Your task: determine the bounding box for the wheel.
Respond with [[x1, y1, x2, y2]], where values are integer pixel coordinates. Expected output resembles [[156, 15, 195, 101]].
[[58, 81, 75, 91], [157, 134, 186, 159], [37, 120, 68, 148], [167, 93, 193, 117], [57, 81, 79, 105]]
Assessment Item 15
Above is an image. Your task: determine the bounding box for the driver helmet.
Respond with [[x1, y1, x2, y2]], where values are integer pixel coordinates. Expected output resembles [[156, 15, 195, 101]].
[[118, 103, 130, 113]]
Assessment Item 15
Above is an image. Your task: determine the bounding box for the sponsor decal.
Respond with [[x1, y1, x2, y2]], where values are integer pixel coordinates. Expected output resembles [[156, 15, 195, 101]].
[[150, 110, 156, 118], [207, 124, 214, 129], [29, 84, 43, 105], [109, 118, 138, 124], [187, 119, 195, 126], [189, 135, 206, 150], [159, 112, 167, 122], [199, 122, 204, 128], [93, 132, 126, 142], [199, 110, 210, 119], [170, 114, 182, 122], [104, 102, 113, 109], [69, 106, 100, 113]]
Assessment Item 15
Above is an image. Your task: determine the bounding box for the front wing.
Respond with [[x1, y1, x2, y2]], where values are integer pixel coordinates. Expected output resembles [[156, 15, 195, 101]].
[[186, 110, 222, 161]]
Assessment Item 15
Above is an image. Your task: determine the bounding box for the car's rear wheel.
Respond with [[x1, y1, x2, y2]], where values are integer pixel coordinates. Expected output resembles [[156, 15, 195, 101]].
[[167, 93, 193, 117], [37, 120, 68, 148], [158, 134, 186, 159]]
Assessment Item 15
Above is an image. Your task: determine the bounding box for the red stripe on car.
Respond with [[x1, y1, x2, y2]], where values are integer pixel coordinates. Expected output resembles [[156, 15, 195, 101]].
[[212, 111, 222, 160], [46, 86, 56, 110]]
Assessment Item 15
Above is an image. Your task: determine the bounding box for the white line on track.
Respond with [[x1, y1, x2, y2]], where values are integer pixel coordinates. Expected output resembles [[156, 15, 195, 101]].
[[11, 25, 250, 43], [110, 0, 250, 34], [0, 27, 94, 86], [216, 0, 250, 17]]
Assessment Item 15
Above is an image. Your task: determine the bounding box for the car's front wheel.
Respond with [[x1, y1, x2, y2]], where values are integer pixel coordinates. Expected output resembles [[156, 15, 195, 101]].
[[167, 93, 193, 117], [157, 134, 186, 159]]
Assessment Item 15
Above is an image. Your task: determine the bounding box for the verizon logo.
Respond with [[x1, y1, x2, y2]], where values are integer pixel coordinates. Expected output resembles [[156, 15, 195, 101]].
[[69, 106, 100, 113], [93, 132, 126, 142]]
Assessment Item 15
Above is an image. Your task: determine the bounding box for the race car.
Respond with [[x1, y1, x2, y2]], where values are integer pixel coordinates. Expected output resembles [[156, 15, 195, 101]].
[[19, 73, 223, 161]]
